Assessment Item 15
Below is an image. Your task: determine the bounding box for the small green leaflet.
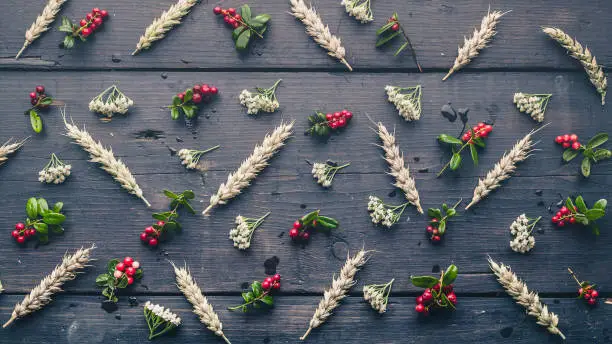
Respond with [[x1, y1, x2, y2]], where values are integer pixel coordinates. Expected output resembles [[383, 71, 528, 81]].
[[29, 110, 42, 133]]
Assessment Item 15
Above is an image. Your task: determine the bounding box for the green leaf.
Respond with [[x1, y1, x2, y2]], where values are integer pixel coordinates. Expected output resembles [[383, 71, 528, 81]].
[[316, 216, 338, 229], [182, 105, 196, 119], [592, 149, 611, 161], [96, 274, 110, 286], [591, 224, 600, 236], [442, 203, 448, 212], [375, 31, 400, 47], [251, 14, 271, 24], [565, 197, 576, 213], [107, 259, 120, 274], [575, 196, 588, 213], [376, 21, 395, 35], [152, 213, 167, 221], [184, 89, 193, 102], [50, 225, 65, 234], [437, 134, 463, 145], [593, 199, 607, 211], [394, 42, 409, 56], [240, 4, 251, 21], [53, 202, 64, 213], [241, 292, 251, 302], [442, 265, 458, 286], [574, 214, 589, 225], [170, 107, 180, 120], [163, 190, 178, 199], [37, 198, 49, 215], [245, 292, 254, 302], [562, 149, 580, 162], [472, 137, 486, 148], [252, 281, 263, 296], [235, 30, 252, 50], [182, 190, 195, 199], [30, 110, 43, 133], [26, 197, 38, 219], [43, 212, 66, 225], [410, 276, 439, 288], [164, 222, 178, 231], [232, 26, 247, 40], [134, 268, 143, 280], [62, 35, 74, 49], [446, 208, 456, 217], [172, 95, 181, 106], [440, 292, 456, 310], [581, 157, 591, 177], [301, 210, 319, 224], [39, 97, 53, 106], [438, 220, 446, 234], [585, 209, 605, 221], [427, 208, 442, 219], [33, 222, 48, 235], [470, 144, 478, 166], [260, 295, 274, 306], [450, 153, 461, 171], [117, 275, 129, 288], [587, 133, 608, 149]]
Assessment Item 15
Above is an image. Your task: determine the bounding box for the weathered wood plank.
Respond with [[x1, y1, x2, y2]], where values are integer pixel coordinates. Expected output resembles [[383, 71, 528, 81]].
[[1, 295, 610, 343], [0, 0, 610, 70]]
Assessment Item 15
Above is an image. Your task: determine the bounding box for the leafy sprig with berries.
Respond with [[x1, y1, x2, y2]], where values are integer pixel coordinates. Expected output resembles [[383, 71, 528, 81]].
[[169, 84, 219, 123], [59, 8, 108, 49], [411, 264, 458, 315], [213, 5, 271, 50], [375, 12, 421, 71], [552, 196, 607, 235], [25, 85, 57, 133], [228, 274, 281, 312], [426, 200, 461, 243], [96, 257, 142, 303], [140, 190, 195, 247], [568, 268, 599, 306], [288, 210, 338, 242], [12, 197, 66, 245], [306, 110, 353, 137], [556, 132, 611, 177], [437, 122, 493, 176]]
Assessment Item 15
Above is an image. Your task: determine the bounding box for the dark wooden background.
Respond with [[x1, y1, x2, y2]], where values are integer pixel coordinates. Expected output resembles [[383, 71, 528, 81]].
[[0, 0, 611, 343]]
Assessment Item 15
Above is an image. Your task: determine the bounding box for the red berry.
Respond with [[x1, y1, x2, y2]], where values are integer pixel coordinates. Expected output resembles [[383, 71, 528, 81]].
[[391, 23, 400, 31], [264, 277, 273, 284], [210, 87, 218, 95], [562, 142, 571, 149], [11, 230, 20, 238], [223, 15, 231, 23], [329, 122, 338, 129], [431, 235, 441, 242], [273, 274, 281, 281], [178, 93, 185, 101], [341, 109, 348, 115], [569, 217, 576, 224], [234, 14, 242, 21], [123, 257, 134, 266], [92, 7, 100, 14], [557, 221, 565, 227], [193, 85, 202, 94], [227, 18, 236, 25], [337, 118, 346, 127], [443, 285, 453, 293], [426, 226, 434, 233], [344, 112, 352, 120], [100, 10, 108, 18], [81, 28, 92, 37], [431, 218, 438, 223], [555, 136, 563, 144], [333, 112, 342, 119], [302, 232, 310, 240], [35, 85, 45, 94], [148, 238, 158, 247], [15, 223, 25, 231], [447, 292, 457, 304], [94, 17, 103, 26], [415, 304, 425, 313], [293, 221, 302, 229], [232, 22, 240, 29], [556, 211, 562, 218], [312, 220, 317, 226], [29, 92, 38, 100], [86, 13, 93, 21], [192, 93, 203, 104], [432, 229, 439, 235], [421, 292, 433, 302], [29, 229, 36, 236], [289, 228, 299, 238], [325, 113, 333, 121], [228, 8, 236, 15], [571, 141, 581, 150], [115, 262, 125, 272], [560, 206, 569, 215], [156, 221, 165, 227], [415, 296, 423, 304], [213, 6, 222, 15], [569, 134, 578, 142], [590, 290, 599, 298], [551, 216, 559, 223], [80, 19, 88, 27], [17, 236, 26, 244], [144, 226, 154, 234], [262, 281, 270, 289], [31, 99, 38, 106], [433, 283, 441, 292], [272, 282, 281, 289], [587, 298, 597, 305], [578, 288, 583, 295], [89, 23, 97, 31], [140, 232, 148, 241], [125, 267, 136, 276], [484, 124, 493, 133], [127, 276, 134, 285], [221, 9, 228, 15]]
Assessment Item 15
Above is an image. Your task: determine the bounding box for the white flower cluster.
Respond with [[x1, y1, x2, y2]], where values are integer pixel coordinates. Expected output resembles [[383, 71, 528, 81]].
[[178, 145, 219, 170], [367, 195, 406, 228], [239, 90, 280, 115], [513, 92, 551, 123], [363, 280, 394, 314], [144, 301, 181, 326], [229, 213, 269, 250], [311, 161, 350, 188], [89, 85, 134, 118], [385, 85, 422, 121], [38, 153, 71, 184], [341, 0, 373, 23], [509, 213, 536, 254]]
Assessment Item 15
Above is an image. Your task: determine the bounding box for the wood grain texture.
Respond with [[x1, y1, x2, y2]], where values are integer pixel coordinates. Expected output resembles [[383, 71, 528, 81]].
[[0, 0, 610, 70]]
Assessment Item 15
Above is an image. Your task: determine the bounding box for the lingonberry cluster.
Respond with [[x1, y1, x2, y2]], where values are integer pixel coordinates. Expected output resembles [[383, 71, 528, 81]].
[[306, 110, 353, 136], [375, 12, 421, 70], [28, 85, 49, 107], [386, 14, 400, 31], [325, 109, 353, 129], [96, 257, 143, 303], [139, 190, 196, 247], [12, 197, 66, 245], [228, 274, 281, 312], [551, 205, 577, 227], [568, 268, 599, 306], [140, 221, 166, 247], [59, 8, 108, 48], [411, 265, 458, 315], [426, 200, 461, 243], [169, 84, 219, 122], [262, 274, 282, 290], [11, 222, 35, 244], [554, 133, 581, 150], [437, 122, 493, 176], [26, 85, 54, 133], [213, 7, 242, 29], [113, 257, 141, 286], [213, 5, 270, 50], [461, 122, 493, 143], [551, 196, 607, 235], [288, 210, 338, 242]]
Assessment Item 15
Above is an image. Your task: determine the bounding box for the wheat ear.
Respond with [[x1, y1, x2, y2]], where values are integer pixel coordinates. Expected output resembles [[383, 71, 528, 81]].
[[3, 245, 95, 328], [15, 0, 68, 59], [465, 127, 544, 210], [62, 109, 150, 207], [289, 0, 353, 71], [171, 262, 231, 344], [132, 0, 199, 55], [375, 122, 423, 213], [0, 138, 29, 166], [443, 8, 509, 81], [300, 248, 372, 340], [542, 27, 607, 105], [488, 257, 565, 339], [203, 121, 294, 216]]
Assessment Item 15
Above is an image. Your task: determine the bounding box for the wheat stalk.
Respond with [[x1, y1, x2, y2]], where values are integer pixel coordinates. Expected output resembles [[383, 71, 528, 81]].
[[488, 257, 565, 339], [171, 262, 231, 344], [203, 121, 294, 216], [374, 122, 423, 213], [300, 249, 372, 340], [3, 245, 95, 328], [542, 27, 607, 105], [132, 0, 199, 55], [443, 8, 509, 81], [62, 109, 150, 207], [0, 138, 28, 166], [290, 0, 353, 71], [465, 127, 544, 210], [15, 0, 68, 59]]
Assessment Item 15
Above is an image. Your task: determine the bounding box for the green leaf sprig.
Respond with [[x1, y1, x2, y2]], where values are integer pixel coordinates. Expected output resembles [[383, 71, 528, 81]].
[[437, 122, 493, 176], [96, 258, 143, 303], [560, 133, 611, 177], [228, 278, 280, 312], [411, 264, 458, 314], [555, 196, 607, 235], [142, 190, 196, 246], [16, 197, 66, 245], [215, 5, 270, 50], [426, 199, 461, 243], [306, 111, 331, 136], [376, 12, 422, 71], [289, 210, 338, 241]]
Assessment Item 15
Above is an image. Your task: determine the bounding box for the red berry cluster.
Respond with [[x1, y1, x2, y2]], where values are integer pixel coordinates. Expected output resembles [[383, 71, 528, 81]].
[[114, 257, 140, 286], [11, 222, 35, 244], [386, 15, 400, 32], [554, 133, 582, 151], [289, 220, 311, 241], [177, 83, 219, 104], [28, 85, 48, 107], [261, 274, 281, 290], [213, 7, 243, 29], [414, 283, 456, 315], [324, 109, 353, 130], [425, 218, 441, 243], [139, 221, 165, 247], [551, 206, 577, 227], [78, 8, 108, 38], [578, 285, 599, 305], [461, 122, 493, 143]]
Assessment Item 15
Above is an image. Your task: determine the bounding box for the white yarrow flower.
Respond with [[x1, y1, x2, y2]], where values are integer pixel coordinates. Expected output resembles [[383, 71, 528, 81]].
[[239, 79, 282, 115], [385, 85, 422, 121], [38, 153, 71, 184], [144, 301, 181, 339], [89, 85, 134, 120], [311, 161, 350, 188], [178, 145, 220, 170], [341, 0, 373, 23], [513, 92, 552, 123], [508, 214, 541, 254], [229, 212, 270, 250], [363, 279, 394, 314], [367, 195, 408, 228]]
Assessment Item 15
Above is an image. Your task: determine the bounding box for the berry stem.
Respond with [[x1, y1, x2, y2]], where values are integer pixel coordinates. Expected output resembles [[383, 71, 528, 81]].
[[568, 267, 582, 286], [227, 290, 271, 311], [437, 142, 470, 177], [227, 13, 264, 39], [396, 23, 422, 72]]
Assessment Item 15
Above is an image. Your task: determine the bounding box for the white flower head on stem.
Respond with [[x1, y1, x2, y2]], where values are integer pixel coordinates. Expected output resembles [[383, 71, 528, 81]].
[[38, 153, 71, 184], [385, 85, 422, 121], [229, 212, 270, 250], [239, 79, 282, 115], [509, 214, 540, 254], [367, 195, 409, 228], [513, 92, 552, 123], [341, 0, 373, 23], [311, 161, 350, 188], [178, 145, 220, 170], [144, 301, 181, 339], [89, 85, 134, 120], [363, 279, 394, 313]]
